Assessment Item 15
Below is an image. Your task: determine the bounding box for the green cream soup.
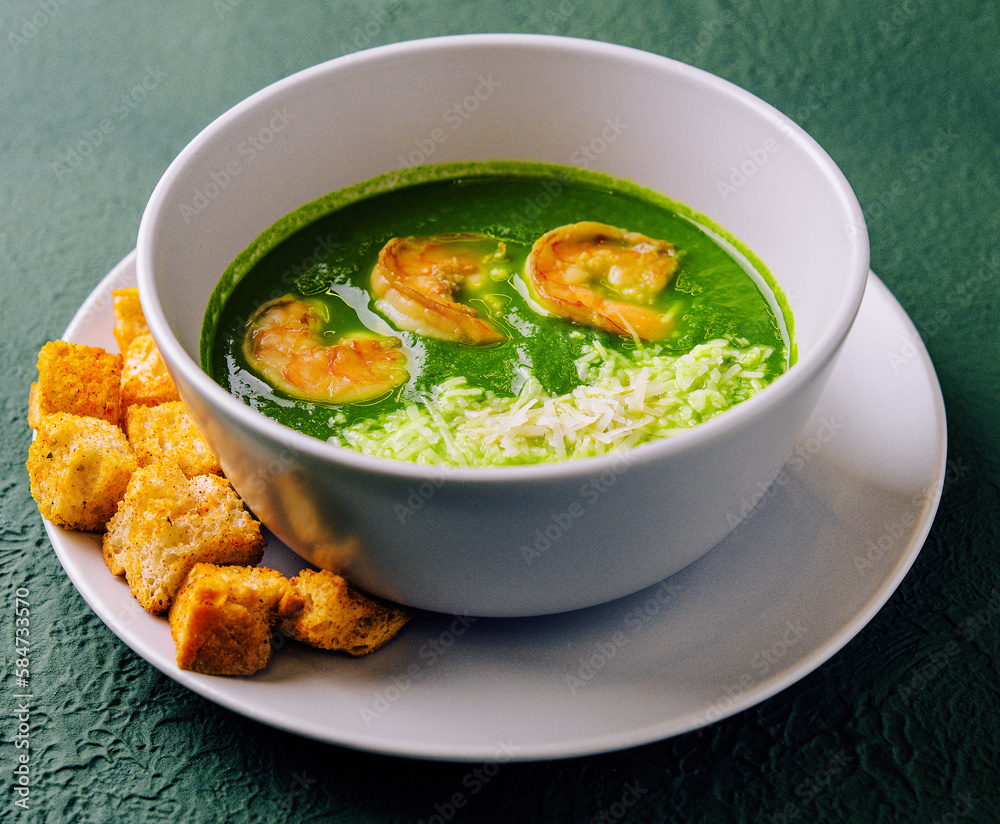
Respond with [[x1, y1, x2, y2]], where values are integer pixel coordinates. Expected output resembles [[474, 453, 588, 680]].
[[202, 161, 794, 466]]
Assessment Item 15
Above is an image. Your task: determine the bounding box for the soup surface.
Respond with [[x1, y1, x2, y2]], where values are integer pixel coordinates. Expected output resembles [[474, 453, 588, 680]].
[[203, 161, 794, 466]]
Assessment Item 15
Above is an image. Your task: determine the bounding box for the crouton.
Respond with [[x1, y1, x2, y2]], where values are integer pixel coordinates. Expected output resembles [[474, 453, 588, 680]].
[[29, 341, 123, 427], [27, 382, 41, 429], [112, 288, 148, 352], [120, 333, 180, 409], [26, 412, 137, 532], [103, 462, 266, 614], [279, 569, 409, 656], [124, 401, 222, 478], [169, 563, 304, 676]]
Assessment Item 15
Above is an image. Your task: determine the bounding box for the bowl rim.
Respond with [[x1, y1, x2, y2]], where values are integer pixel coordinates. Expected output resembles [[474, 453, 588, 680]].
[[136, 33, 869, 484]]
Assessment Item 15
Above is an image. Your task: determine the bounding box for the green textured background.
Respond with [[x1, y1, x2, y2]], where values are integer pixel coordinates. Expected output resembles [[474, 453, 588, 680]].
[[2, 1, 997, 821]]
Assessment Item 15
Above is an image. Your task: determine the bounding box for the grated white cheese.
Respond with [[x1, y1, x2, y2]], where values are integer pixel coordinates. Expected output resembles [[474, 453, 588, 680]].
[[334, 338, 775, 466]]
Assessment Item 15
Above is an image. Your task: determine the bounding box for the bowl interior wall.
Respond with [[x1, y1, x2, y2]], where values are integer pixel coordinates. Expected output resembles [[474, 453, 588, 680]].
[[146, 40, 863, 367]]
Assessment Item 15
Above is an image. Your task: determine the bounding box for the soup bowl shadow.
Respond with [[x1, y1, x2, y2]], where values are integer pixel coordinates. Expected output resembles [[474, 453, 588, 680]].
[[136, 34, 868, 617]]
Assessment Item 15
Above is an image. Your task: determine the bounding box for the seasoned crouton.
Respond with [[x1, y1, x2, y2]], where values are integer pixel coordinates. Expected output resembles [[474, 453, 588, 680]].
[[112, 288, 148, 352], [124, 401, 221, 478], [120, 333, 180, 409], [103, 462, 265, 614], [26, 412, 137, 532], [170, 563, 304, 676], [279, 569, 409, 656], [30, 341, 123, 427], [27, 382, 41, 429]]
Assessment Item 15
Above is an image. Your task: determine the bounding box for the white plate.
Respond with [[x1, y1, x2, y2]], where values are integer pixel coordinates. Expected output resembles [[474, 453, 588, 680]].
[[48, 250, 947, 762]]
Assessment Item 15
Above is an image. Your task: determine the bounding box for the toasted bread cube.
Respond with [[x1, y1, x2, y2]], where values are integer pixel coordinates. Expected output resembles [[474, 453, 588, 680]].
[[170, 563, 303, 676], [125, 401, 221, 478], [103, 463, 265, 614], [26, 412, 137, 532], [112, 288, 149, 352], [120, 333, 180, 409], [279, 569, 409, 656], [30, 341, 123, 427], [27, 382, 41, 429]]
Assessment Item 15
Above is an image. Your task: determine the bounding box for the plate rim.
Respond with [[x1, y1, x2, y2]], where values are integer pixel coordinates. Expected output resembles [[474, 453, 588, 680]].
[[46, 250, 948, 762]]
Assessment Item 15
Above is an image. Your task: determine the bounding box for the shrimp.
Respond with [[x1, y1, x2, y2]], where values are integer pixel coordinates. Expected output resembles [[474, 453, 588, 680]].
[[526, 221, 679, 341], [370, 233, 506, 345], [243, 296, 408, 404]]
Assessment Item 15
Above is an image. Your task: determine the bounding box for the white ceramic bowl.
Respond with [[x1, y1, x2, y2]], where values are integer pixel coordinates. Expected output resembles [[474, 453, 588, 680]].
[[136, 34, 868, 617]]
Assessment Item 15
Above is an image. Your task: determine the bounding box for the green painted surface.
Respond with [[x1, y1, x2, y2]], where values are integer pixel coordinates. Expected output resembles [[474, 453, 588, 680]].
[[2, 1, 997, 821]]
